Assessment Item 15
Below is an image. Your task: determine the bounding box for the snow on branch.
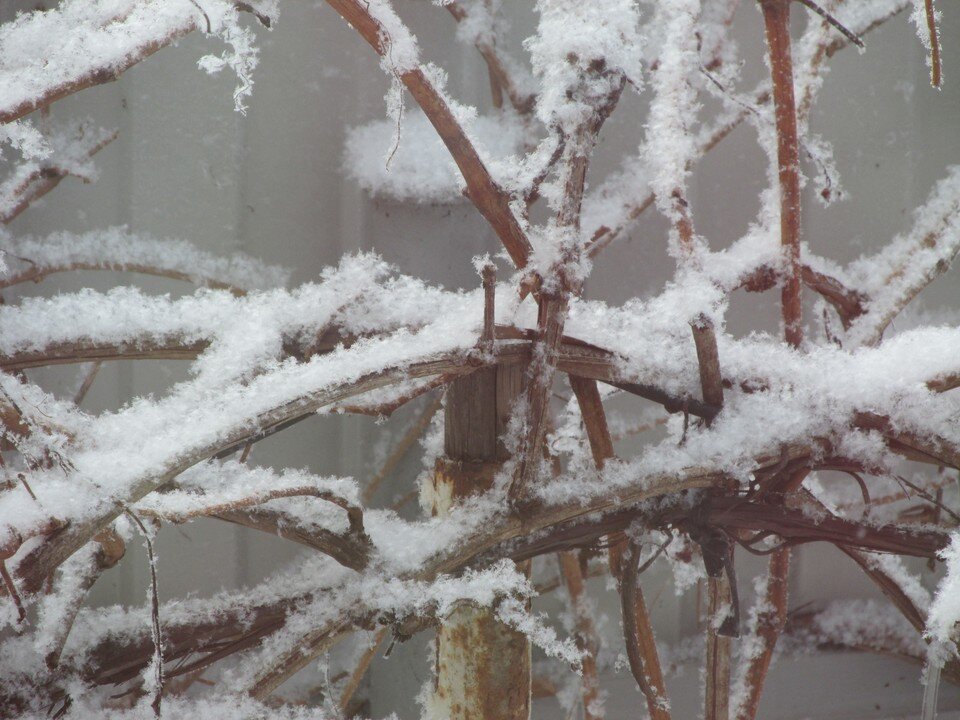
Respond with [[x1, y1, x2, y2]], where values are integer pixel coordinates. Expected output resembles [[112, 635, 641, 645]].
[[0, 226, 289, 293], [0, 121, 116, 225], [0, 0, 275, 123], [135, 460, 361, 525], [844, 165, 960, 346]]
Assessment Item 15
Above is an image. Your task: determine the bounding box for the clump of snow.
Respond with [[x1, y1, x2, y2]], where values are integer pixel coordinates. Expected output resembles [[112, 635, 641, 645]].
[[344, 109, 526, 203], [524, 0, 643, 133]]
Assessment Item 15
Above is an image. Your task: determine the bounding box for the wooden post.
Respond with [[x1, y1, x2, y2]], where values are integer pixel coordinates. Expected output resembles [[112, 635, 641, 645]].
[[427, 363, 531, 720]]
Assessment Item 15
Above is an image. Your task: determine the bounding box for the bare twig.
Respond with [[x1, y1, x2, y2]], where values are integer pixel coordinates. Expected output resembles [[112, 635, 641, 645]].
[[706, 572, 733, 720], [734, 546, 790, 720], [338, 628, 388, 711], [922, 0, 943, 88], [362, 395, 442, 504], [124, 510, 163, 718], [72, 362, 102, 406], [621, 540, 672, 720], [795, 0, 864, 49], [558, 551, 603, 720], [444, 2, 535, 115], [1, 130, 117, 225]]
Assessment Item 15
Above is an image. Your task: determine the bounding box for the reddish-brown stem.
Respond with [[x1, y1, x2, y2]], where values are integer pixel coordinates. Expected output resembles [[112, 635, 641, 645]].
[[569, 376, 614, 469], [762, 0, 804, 349], [706, 574, 733, 720], [731, 12, 806, 710], [568, 377, 671, 718], [692, 316, 725, 417], [587, 4, 901, 260]]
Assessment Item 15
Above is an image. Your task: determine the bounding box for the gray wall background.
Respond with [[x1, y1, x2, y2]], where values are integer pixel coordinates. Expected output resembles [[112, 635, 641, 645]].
[[4, 1, 960, 717]]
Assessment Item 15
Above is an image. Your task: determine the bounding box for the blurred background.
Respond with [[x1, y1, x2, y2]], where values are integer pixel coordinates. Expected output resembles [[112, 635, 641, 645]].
[[3, 1, 959, 717]]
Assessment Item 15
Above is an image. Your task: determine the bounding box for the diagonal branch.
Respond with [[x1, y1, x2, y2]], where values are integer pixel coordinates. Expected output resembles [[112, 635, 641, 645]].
[[444, 2, 535, 115], [621, 539, 672, 720], [324, 0, 532, 268], [0, 129, 117, 225]]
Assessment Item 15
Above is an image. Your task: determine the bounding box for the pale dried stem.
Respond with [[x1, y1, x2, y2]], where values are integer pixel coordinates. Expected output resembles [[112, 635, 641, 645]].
[[923, 0, 943, 88], [0, 261, 247, 296], [559, 551, 603, 720], [338, 628, 388, 711], [706, 574, 733, 720], [445, 2, 535, 115], [362, 395, 442, 505], [125, 511, 163, 718]]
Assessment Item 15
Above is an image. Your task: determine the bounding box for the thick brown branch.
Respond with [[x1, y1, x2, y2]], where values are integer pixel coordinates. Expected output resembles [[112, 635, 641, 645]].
[[761, 0, 803, 349], [214, 508, 371, 572], [692, 316, 725, 414]]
